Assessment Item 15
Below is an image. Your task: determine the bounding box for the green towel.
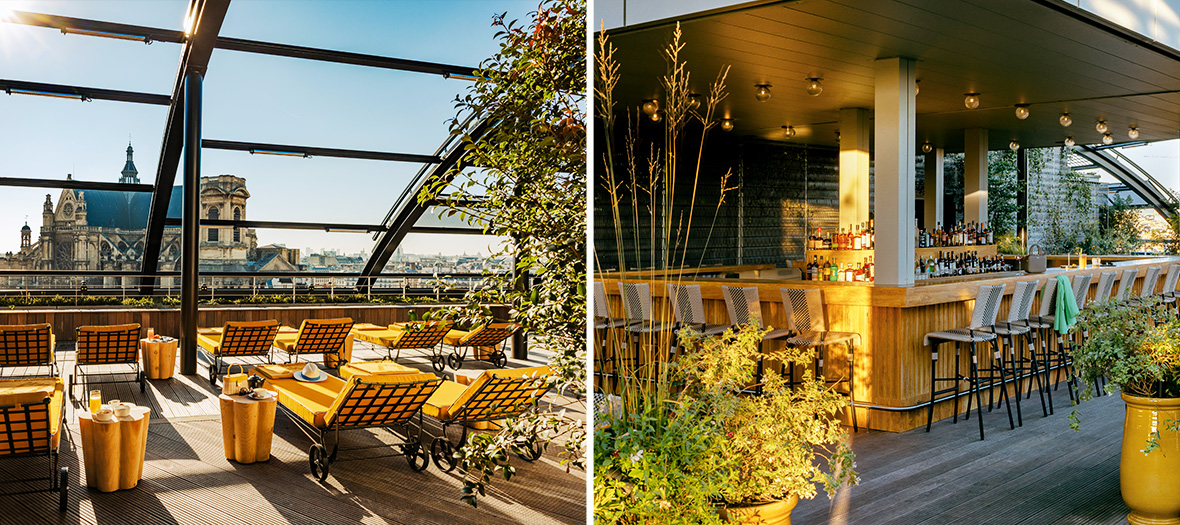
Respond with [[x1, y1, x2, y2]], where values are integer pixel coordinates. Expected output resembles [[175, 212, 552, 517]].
[[1053, 274, 1080, 334]]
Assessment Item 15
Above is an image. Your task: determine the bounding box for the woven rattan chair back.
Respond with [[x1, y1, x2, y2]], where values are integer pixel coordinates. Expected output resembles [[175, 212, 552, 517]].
[[75, 324, 140, 365], [721, 285, 763, 326], [1161, 265, 1180, 296], [326, 376, 442, 429], [970, 284, 1007, 329], [617, 282, 655, 323], [0, 324, 53, 367], [290, 319, 354, 357], [1006, 281, 1039, 323], [593, 281, 611, 319], [1071, 274, 1093, 309], [0, 396, 53, 456], [1092, 272, 1117, 304], [457, 323, 517, 347], [666, 284, 708, 325], [1115, 269, 1138, 302], [391, 321, 452, 349], [1035, 278, 1058, 319], [450, 374, 549, 423], [218, 320, 280, 357], [780, 288, 826, 332], [1139, 266, 1162, 298]]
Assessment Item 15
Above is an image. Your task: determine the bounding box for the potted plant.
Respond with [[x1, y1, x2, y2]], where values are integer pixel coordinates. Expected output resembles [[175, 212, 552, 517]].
[[594, 323, 858, 524], [1070, 297, 1180, 524]]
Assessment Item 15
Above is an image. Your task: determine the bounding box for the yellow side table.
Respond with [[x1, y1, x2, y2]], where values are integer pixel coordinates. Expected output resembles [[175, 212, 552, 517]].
[[219, 390, 277, 464], [79, 406, 150, 492], [140, 337, 178, 380]]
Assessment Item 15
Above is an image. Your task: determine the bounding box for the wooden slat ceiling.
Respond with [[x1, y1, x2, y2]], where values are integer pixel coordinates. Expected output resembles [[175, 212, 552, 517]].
[[601, 0, 1180, 152]]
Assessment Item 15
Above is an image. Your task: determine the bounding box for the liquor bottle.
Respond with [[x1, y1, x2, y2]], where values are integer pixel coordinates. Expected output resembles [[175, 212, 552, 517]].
[[830, 259, 838, 281], [853, 224, 862, 250], [868, 256, 875, 282]]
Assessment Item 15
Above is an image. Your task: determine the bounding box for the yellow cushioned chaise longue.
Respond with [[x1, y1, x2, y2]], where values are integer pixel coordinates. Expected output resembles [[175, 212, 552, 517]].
[[422, 365, 551, 471], [0, 324, 58, 378], [439, 322, 519, 371], [197, 320, 280, 386], [252, 363, 442, 480], [352, 321, 453, 371]]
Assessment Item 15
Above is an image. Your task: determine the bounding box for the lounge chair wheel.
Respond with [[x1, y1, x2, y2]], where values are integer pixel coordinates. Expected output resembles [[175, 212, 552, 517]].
[[208, 366, 217, 386], [515, 439, 543, 462], [431, 438, 457, 472], [447, 354, 463, 370], [139, 371, 146, 392], [67, 375, 74, 401], [309, 444, 330, 481], [58, 467, 68, 512], [492, 353, 507, 368], [404, 443, 429, 472], [430, 355, 446, 372]]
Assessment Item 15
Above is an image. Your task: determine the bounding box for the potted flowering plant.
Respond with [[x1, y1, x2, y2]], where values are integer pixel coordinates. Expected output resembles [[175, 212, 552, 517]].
[[1070, 297, 1180, 524], [594, 322, 858, 524]]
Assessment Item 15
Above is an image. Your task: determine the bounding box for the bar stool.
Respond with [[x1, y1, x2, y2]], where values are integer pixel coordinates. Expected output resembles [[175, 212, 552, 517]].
[[666, 283, 730, 337], [617, 282, 676, 379], [983, 280, 1044, 425], [1017, 278, 1059, 413], [720, 286, 793, 393], [778, 287, 860, 432], [925, 284, 1010, 440], [1051, 273, 1092, 400], [1157, 265, 1180, 316], [1091, 272, 1117, 304], [1128, 266, 1162, 308], [593, 281, 633, 392], [1114, 269, 1138, 302]]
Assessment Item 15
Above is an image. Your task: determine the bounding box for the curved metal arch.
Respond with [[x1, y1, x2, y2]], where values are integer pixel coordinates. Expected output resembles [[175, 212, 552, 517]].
[[1073, 145, 1177, 220]]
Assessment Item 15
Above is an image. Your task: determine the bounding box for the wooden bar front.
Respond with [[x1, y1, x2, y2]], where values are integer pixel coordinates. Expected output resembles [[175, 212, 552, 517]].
[[599, 257, 1178, 432]]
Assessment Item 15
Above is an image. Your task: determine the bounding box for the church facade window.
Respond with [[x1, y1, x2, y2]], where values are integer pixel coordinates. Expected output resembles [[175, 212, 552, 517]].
[[208, 206, 219, 242], [233, 208, 241, 242]]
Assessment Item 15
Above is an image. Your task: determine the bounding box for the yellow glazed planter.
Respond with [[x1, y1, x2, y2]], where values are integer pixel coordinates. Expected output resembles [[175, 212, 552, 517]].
[[1121, 393, 1180, 525], [719, 495, 799, 525]]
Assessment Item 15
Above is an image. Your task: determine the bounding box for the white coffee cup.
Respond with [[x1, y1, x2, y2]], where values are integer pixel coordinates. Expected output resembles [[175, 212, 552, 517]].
[[113, 403, 132, 417]]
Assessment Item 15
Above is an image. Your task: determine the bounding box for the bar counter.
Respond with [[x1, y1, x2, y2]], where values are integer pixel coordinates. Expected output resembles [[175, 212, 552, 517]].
[[598, 256, 1179, 432]]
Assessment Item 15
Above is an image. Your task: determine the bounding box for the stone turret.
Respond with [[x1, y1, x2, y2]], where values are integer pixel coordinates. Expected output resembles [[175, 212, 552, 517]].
[[120, 142, 139, 184]]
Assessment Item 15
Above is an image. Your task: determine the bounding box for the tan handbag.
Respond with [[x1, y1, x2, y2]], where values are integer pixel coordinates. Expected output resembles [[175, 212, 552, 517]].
[[223, 363, 249, 394], [1027, 244, 1047, 274]]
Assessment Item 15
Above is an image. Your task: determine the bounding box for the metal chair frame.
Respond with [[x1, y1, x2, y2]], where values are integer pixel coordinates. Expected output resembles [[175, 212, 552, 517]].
[[779, 287, 859, 432], [283, 319, 354, 367], [441, 323, 518, 371], [424, 374, 550, 472], [200, 320, 279, 386]]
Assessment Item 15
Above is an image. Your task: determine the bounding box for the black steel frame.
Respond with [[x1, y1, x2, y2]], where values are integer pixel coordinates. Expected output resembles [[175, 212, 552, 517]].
[[440, 325, 518, 371], [0, 396, 69, 512], [70, 325, 145, 399], [266, 376, 443, 481], [424, 374, 549, 472]]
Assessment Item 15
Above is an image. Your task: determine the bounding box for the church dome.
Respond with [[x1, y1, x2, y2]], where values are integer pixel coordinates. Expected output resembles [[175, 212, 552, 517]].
[[21, 223, 31, 232]]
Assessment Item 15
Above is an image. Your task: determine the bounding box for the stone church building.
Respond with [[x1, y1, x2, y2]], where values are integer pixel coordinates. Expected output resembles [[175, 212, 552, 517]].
[[2, 143, 299, 287]]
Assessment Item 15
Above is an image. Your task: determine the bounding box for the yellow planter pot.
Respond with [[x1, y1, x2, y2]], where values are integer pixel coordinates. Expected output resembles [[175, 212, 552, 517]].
[[1121, 393, 1180, 525], [719, 495, 799, 525]]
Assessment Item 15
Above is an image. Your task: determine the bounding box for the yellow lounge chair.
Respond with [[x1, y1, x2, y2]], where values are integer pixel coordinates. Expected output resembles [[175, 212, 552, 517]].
[[422, 365, 550, 471], [71, 324, 143, 398], [0, 324, 58, 378], [0, 377, 68, 511], [252, 364, 442, 481], [273, 318, 354, 368], [352, 321, 453, 371], [440, 322, 519, 370], [197, 320, 280, 386]]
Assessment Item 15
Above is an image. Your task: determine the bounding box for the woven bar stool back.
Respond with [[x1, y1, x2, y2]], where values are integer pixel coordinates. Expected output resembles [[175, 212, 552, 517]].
[[781, 288, 827, 332], [1007, 281, 1039, 323], [1092, 272, 1117, 304], [1071, 274, 1093, 310], [1034, 278, 1057, 320], [667, 284, 706, 326], [972, 284, 1007, 329], [1115, 269, 1138, 302], [617, 282, 656, 323], [721, 286, 763, 327], [1139, 266, 1162, 299], [593, 281, 611, 320], [1161, 265, 1180, 297]]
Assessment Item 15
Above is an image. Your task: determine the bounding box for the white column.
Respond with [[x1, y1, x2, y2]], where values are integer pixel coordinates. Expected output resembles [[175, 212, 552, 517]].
[[964, 128, 989, 225], [923, 148, 944, 230], [839, 108, 871, 228], [873, 57, 917, 286]]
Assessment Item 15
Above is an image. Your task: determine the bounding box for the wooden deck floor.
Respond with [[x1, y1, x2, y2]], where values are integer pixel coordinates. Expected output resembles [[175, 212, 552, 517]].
[[794, 388, 1130, 524], [0, 340, 585, 524]]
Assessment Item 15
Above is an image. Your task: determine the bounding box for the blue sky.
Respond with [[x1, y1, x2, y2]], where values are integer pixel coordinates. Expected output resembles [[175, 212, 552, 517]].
[[0, 0, 538, 257]]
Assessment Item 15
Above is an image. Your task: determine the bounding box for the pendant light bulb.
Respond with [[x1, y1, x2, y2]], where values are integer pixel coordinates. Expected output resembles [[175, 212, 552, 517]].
[[641, 99, 658, 116], [1096, 120, 1108, 133], [805, 77, 823, 96], [922, 142, 932, 153], [1015, 105, 1029, 120], [754, 84, 772, 102], [1009, 140, 1020, 151], [964, 93, 980, 109], [782, 125, 796, 139], [651, 111, 661, 123], [1102, 132, 1113, 145], [1059, 112, 1072, 127], [1064, 136, 1075, 147], [720, 118, 734, 132], [1128, 126, 1140, 140]]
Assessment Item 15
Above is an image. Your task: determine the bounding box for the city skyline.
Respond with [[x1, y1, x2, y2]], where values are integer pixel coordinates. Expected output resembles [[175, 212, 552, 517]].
[[0, 0, 530, 258]]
